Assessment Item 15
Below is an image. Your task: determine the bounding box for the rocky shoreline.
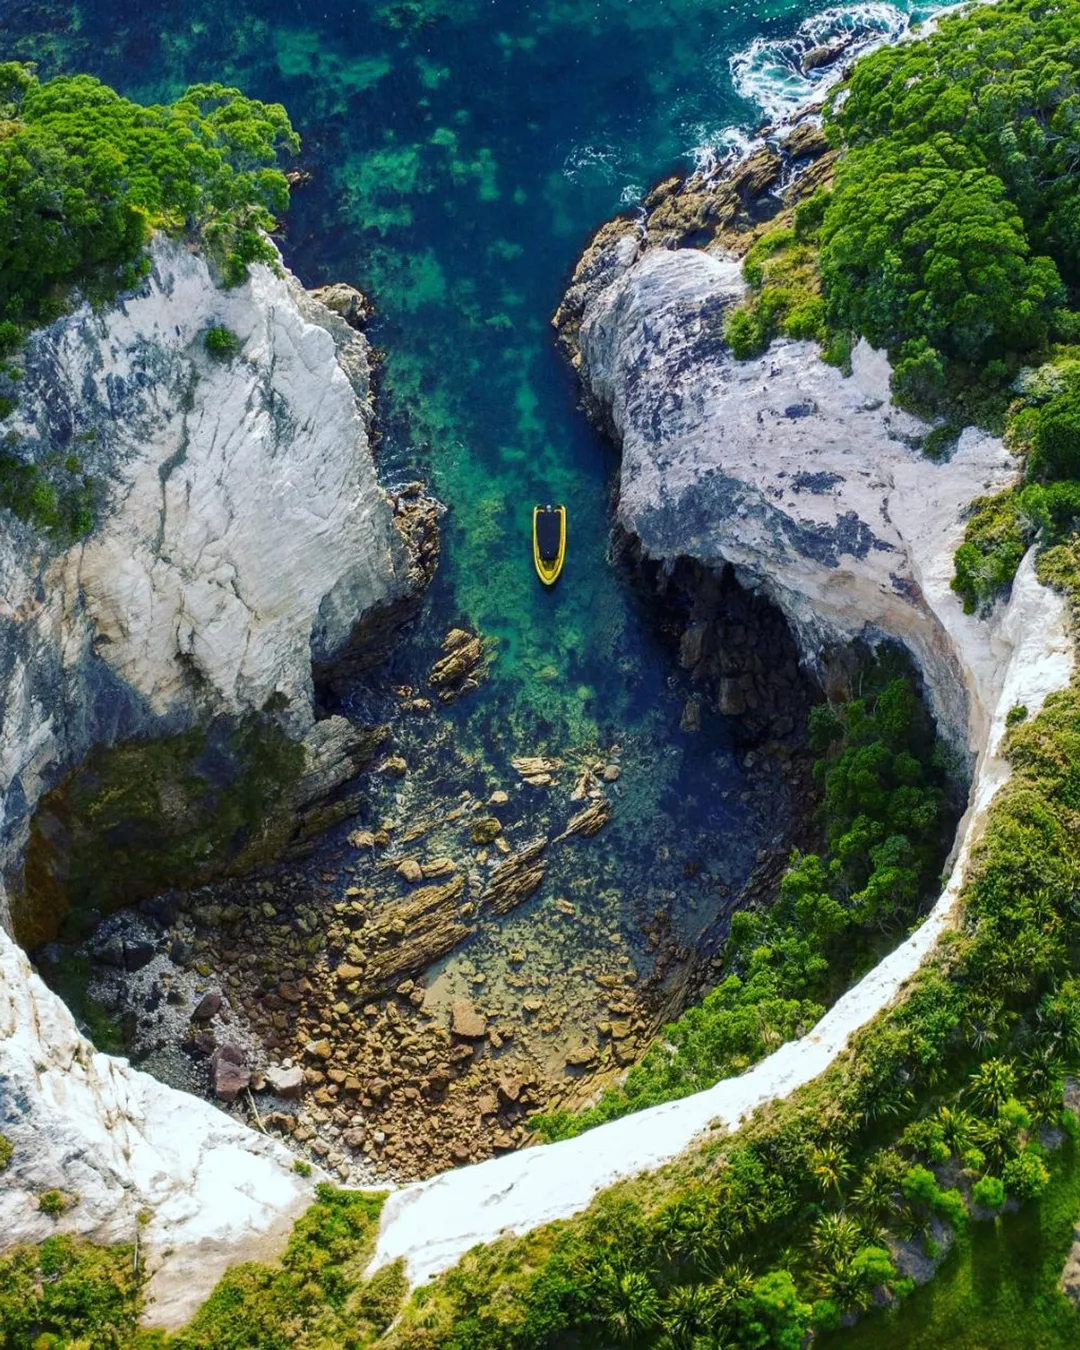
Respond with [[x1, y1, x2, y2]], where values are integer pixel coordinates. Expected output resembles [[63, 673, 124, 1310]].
[[46, 568, 821, 1181]]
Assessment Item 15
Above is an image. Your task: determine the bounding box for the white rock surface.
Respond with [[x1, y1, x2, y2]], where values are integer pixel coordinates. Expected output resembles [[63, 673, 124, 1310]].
[[0, 911, 316, 1327], [579, 246, 1017, 755], [0, 236, 416, 932], [367, 248, 1074, 1288]]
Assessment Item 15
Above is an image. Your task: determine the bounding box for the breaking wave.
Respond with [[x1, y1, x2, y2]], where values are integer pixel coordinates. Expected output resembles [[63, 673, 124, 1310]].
[[729, 2, 918, 125]]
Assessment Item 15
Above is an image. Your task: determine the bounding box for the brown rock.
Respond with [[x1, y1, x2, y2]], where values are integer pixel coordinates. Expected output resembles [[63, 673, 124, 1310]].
[[422, 857, 457, 878], [306, 1038, 332, 1060], [429, 628, 489, 702], [554, 798, 612, 842], [191, 990, 222, 1021], [451, 999, 488, 1040], [470, 816, 503, 845], [564, 1044, 598, 1069], [210, 1044, 250, 1102], [480, 837, 548, 916], [396, 858, 424, 882]]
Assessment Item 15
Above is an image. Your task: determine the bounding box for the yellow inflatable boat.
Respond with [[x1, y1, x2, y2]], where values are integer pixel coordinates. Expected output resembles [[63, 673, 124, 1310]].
[[532, 503, 566, 586]]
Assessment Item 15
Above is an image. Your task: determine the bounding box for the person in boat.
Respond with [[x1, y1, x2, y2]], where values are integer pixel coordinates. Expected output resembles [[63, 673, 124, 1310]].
[[532, 503, 566, 585]]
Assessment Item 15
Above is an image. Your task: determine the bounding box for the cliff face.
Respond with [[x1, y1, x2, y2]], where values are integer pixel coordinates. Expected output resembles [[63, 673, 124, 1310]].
[[364, 228, 1076, 1299], [0, 237, 433, 941], [0, 237, 435, 1319], [575, 244, 1016, 760], [0, 924, 315, 1328]]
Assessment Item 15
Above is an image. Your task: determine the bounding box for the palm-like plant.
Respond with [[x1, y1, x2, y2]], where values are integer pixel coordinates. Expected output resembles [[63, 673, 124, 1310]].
[[852, 1154, 903, 1228], [966, 1058, 1018, 1117], [661, 1282, 715, 1348], [936, 1104, 976, 1156], [709, 1261, 755, 1314], [809, 1211, 862, 1266], [594, 1263, 662, 1344], [810, 1142, 855, 1198]]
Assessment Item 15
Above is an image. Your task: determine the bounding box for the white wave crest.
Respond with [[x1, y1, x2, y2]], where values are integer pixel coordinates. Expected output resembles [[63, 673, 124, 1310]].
[[729, 2, 913, 124]]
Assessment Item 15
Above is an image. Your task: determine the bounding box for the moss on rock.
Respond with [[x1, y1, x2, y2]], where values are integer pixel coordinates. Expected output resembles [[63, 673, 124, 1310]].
[[19, 714, 307, 947]]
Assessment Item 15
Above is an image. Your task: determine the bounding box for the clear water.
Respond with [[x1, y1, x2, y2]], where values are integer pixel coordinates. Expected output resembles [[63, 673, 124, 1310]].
[[6, 0, 941, 1087]]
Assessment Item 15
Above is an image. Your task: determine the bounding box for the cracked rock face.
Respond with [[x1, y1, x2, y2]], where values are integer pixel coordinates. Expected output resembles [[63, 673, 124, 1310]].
[[577, 245, 1018, 757], [0, 237, 422, 933]]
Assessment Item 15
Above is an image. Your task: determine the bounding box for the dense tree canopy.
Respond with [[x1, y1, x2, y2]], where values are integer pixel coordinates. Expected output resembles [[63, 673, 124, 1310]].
[[814, 0, 1080, 406], [0, 63, 298, 323]]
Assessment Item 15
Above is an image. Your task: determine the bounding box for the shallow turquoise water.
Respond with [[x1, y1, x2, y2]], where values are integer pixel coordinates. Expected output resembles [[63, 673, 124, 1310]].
[[6, 0, 937, 1030]]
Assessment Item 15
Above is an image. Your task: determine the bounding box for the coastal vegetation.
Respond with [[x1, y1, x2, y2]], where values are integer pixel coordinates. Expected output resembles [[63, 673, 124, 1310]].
[[728, 0, 1080, 428], [533, 657, 952, 1140], [0, 64, 296, 540], [4, 0, 1080, 1345], [0, 63, 297, 329]]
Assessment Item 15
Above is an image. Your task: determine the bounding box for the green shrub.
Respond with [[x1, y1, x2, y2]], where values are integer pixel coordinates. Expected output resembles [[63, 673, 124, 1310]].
[[1005, 705, 1028, 729], [815, 0, 1080, 415], [1003, 1150, 1051, 1200], [972, 1174, 1005, 1210], [1030, 390, 1080, 482], [0, 1134, 12, 1171], [291, 1159, 312, 1177], [169, 1186, 395, 1349], [37, 1189, 76, 1218], [951, 490, 1034, 615], [204, 324, 240, 360], [725, 224, 827, 360], [0, 1236, 140, 1347], [0, 62, 298, 328]]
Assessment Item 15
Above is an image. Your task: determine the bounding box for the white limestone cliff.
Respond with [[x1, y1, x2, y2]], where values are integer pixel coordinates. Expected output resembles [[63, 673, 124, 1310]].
[[0, 236, 427, 937], [578, 245, 1018, 757], [0, 235, 429, 1320]]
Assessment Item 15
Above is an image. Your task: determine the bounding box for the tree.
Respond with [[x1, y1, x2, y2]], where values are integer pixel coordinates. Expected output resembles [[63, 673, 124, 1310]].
[[0, 64, 298, 325], [808, 1213, 862, 1267], [735, 1270, 812, 1350]]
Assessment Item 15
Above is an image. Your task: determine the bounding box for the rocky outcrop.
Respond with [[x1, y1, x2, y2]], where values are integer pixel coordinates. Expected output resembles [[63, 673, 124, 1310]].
[[0, 922, 315, 1329], [370, 549, 1072, 1294], [0, 236, 436, 1313], [366, 143, 1075, 1292], [0, 236, 435, 941], [575, 243, 1017, 762]]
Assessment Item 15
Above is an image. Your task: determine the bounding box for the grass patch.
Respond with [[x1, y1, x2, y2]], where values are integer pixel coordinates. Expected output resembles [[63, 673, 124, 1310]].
[[0, 1235, 141, 1348], [164, 1186, 402, 1350]]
